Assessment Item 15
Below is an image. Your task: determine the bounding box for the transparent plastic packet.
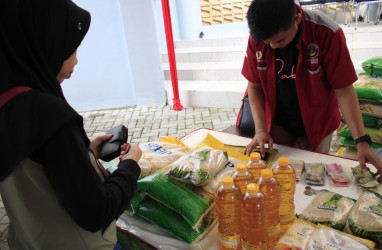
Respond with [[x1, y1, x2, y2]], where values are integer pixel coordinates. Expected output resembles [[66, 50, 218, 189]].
[[166, 147, 229, 186]]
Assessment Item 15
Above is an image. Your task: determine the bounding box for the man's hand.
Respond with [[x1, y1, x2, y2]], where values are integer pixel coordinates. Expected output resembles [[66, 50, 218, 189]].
[[245, 130, 273, 157], [357, 143, 382, 183]]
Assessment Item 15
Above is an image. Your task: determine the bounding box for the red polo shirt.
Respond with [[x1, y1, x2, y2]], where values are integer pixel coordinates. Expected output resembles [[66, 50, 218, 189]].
[[242, 5, 357, 148]]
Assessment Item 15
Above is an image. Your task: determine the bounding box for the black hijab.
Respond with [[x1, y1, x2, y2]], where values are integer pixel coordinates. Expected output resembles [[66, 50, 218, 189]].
[[0, 0, 91, 180]]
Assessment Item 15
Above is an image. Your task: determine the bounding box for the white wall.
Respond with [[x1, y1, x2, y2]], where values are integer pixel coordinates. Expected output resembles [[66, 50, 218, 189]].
[[62, 0, 166, 111]]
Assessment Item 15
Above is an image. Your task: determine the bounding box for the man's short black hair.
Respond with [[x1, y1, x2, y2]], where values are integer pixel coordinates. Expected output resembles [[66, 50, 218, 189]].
[[247, 0, 297, 41]]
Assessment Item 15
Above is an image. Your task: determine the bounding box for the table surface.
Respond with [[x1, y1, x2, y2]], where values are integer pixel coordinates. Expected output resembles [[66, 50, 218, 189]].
[[118, 128, 381, 250]]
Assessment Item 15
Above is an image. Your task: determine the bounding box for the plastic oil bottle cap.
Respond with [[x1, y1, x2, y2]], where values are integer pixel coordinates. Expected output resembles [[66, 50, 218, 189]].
[[236, 164, 248, 172], [250, 152, 261, 161], [261, 168, 273, 179], [278, 156, 289, 167], [247, 183, 259, 195], [222, 176, 234, 186]]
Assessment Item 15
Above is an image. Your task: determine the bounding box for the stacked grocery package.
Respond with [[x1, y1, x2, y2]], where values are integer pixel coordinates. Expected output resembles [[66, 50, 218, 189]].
[[114, 134, 251, 245], [336, 57, 382, 159]]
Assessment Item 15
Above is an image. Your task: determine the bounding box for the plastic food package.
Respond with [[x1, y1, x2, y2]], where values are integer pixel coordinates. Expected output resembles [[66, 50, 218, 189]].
[[360, 103, 382, 118], [335, 136, 382, 150], [337, 125, 382, 144], [354, 74, 382, 103], [307, 224, 375, 250], [342, 114, 382, 129], [127, 197, 217, 244], [345, 189, 382, 247], [139, 136, 191, 172], [326, 163, 351, 187], [297, 190, 356, 231], [305, 163, 326, 186], [335, 147, 358, 160], [274, 218, 316, 250], [137, 172, 215, 231], [362, 57, 382, 77], [166, 147, 229, 186]]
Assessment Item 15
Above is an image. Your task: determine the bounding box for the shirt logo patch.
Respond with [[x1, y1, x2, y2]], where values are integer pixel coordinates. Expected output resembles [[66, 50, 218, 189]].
[[256, 50, 267, 70], [306, 43, 320, 74], [307, 43, 319, 58]]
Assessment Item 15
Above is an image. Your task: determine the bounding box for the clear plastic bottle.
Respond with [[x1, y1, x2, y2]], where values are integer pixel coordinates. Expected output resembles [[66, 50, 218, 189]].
[[247, 152, 267, 182], [257, 168, 280, 249], [272, 156, 296, 234], [233, 164, 254, 195], [215, 176, 242, 249], [241, 183, 268, 250]]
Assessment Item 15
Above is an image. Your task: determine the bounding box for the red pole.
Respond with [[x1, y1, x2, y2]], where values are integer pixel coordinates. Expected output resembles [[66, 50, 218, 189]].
[[161, 0, 183, 111]]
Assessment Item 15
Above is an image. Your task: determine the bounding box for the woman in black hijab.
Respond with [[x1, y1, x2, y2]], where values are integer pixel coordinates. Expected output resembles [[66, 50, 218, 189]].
[[0, 0, 141, 249]]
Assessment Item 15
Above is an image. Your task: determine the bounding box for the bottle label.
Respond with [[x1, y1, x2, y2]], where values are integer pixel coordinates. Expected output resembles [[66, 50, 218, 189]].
[[242, 241, 267, 250], [268, 224, 281, 237], [218, 232, 241, 249]]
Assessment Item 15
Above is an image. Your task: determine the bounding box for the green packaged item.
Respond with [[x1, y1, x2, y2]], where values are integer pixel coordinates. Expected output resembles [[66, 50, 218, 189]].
[[166, 148, 229, 186], [131, 197, 216, 244], [337, 125, 382, 144], [354, 74, 382, 103], [137, 172, 215, 231], [346, 189, 382, 247], [335, 136, 382, 150], [297, 190, 356, 231], [341, 114, 382, 129], [362, 57, 382, 77]]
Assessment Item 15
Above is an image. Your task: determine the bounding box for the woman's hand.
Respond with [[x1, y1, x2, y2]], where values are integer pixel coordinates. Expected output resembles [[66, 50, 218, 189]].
[[357, 142, 382, 183], [120, 143, 142, 162], [244, 130, 273, 157], [89, 134, 113, 159]]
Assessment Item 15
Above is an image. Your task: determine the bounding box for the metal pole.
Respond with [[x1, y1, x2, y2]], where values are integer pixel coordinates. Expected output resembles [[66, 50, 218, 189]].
[[161, 0, 183, 111]]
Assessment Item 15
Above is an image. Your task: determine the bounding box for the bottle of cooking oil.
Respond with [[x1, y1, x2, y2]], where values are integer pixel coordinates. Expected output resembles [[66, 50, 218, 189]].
[[273, 156, 296, 234], [257, 168, 280, 249], [247, 152, 266, 182], [215, 176, 242, 249], [233, 164, 254, 195], [241, 183, 268, 250]]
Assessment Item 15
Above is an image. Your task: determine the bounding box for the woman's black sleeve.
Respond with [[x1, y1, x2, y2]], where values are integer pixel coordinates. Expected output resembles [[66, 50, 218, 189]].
[[38, 119, 141, 232]]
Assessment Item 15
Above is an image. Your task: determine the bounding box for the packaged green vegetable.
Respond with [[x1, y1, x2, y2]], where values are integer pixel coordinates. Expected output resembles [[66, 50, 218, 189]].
[[166, 148, 229, 186]]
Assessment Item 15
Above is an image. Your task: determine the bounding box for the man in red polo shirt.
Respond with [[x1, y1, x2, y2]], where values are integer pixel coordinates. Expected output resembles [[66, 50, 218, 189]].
[[242, 0, 382, 180]]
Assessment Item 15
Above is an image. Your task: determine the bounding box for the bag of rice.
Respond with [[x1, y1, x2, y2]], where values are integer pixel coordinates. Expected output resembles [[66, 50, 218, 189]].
[[342, 114, 382, 129], [337, 125, 382, 144], [335, 137, 382, 151], [362, 57, 382, 77], [354, 74, 382, 103], [345, 189, 382, 247], [297, 190, 356, 231], [137, 172, 215, 231]]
